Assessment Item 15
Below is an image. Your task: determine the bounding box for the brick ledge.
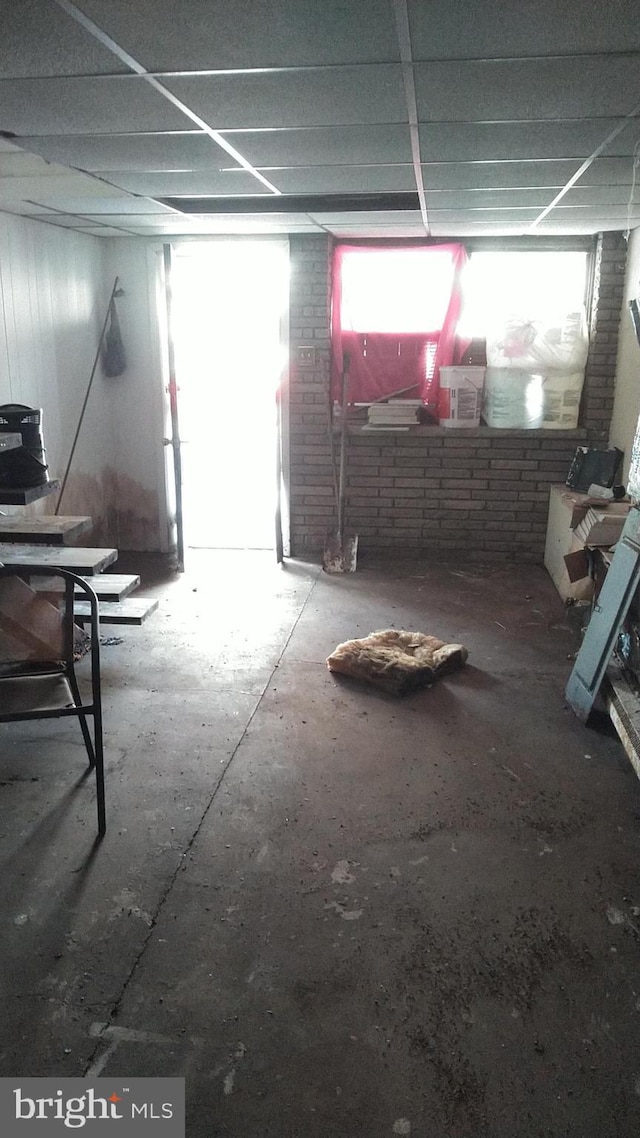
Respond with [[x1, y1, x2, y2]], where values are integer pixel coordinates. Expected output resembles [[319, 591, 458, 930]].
[[349, 425, 589, 439]]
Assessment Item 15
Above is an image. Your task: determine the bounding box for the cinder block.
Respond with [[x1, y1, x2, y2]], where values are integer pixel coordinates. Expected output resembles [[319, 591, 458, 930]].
[[473, 488, 519, 500], [442, 478, 489, 489], [443, 436, 491, 448], [490, 459, 539, 470]]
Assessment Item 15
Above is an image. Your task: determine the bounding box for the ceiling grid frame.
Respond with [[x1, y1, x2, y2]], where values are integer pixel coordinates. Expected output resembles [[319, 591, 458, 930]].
[[52, 0, 283, 195], [0, 0, 635, 237]]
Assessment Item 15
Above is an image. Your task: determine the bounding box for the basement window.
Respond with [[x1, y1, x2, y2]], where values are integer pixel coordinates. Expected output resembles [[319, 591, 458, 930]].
[[458, 251, 589, 342], [331, 244, 591, 428], [330, 243, 467, 407]]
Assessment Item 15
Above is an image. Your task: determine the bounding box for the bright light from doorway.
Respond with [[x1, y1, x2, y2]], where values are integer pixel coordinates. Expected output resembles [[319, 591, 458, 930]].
[[170, 241, 289, 550]]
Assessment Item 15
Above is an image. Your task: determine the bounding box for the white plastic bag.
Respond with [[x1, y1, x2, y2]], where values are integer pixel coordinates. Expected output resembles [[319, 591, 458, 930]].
[[487, 309, 589, 372]]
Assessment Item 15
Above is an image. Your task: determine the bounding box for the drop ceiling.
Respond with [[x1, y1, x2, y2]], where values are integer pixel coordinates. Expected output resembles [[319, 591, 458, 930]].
[[0, 0, 639, 239]]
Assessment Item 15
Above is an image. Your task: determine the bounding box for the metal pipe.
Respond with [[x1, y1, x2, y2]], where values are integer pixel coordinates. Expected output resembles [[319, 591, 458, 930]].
[[55, 276, 121, 515]]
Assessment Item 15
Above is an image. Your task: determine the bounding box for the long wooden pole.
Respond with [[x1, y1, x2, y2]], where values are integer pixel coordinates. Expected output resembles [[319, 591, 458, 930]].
[[55, 276, 120, 515]]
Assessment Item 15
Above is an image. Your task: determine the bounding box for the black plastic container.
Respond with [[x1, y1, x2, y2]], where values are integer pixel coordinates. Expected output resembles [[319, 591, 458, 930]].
[[0, 404, 49, 487]]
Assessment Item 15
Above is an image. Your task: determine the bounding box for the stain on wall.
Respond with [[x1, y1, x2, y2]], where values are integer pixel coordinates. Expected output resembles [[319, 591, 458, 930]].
[[53, 467, 160, 551]]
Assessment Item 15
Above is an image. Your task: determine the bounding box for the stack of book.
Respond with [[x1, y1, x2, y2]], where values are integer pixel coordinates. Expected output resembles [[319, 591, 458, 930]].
[[364, 399, 422, 431], [572, 504, 630, 547]]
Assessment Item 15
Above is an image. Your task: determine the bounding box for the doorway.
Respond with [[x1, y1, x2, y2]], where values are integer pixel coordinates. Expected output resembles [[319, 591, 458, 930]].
[[169, 240, 289, 550]]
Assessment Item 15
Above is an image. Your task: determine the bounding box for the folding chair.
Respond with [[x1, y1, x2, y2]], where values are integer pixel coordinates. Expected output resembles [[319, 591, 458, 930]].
[[0, 566, 105, 836]]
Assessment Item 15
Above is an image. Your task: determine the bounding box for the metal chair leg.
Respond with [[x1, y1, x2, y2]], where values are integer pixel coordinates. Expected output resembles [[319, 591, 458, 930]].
[[93, 704, 106, 836], [67, 669, 96, 767]]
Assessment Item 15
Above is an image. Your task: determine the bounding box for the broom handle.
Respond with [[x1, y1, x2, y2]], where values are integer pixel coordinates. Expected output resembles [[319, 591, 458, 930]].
[[55, 276, 120, 514], [337, 351, 350, 539]]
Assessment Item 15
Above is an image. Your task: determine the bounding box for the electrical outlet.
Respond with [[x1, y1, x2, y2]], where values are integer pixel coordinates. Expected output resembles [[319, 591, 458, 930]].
[[297, 345, 316, 366]]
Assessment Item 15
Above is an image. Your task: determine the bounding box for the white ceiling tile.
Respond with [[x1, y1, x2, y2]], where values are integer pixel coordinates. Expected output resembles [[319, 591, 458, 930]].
[[99, 171, 272, 196], [548, 204, 640, 221], [307, 210, 423, 225], [165, 66, 407, 129], [0, 152, 64, 177], [533, 219, 631, 234], [79, 227, 141, 237], [0, 172, 117, 202], [21, 132, 225, 173], [0, 0, 125, 78], [418, 119, 637, 163], [328, 225, 428, 237], [556, 185, 640, 208], [0, 201, 51, 217], [122, 217, 323, 235], [578, 157, 639, 186], [421, 160, 576, 191], [76, 214, 185, 228], [28, 214, 101, 228], [22, 194, 163, 214], [420, 157, 638, 192], [76, 0, 400, 69], [23, 193, 177, 213], [408, 0, 640, 58], [0, 77, 189, 135], [267, 165, 417, 193], [429, 223, 542, 236], [221, 126, 413, 167], [170, 213, 320, 226], [414, 57, 640, 122], [426, 208, 542, 224], [424, 189, 553, 209]]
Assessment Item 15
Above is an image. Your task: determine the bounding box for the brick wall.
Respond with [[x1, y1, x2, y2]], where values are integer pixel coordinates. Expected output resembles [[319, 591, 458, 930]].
[[582, 231, 627, 442], [287, 233, 625, 562], [288, 235, 334, 554]]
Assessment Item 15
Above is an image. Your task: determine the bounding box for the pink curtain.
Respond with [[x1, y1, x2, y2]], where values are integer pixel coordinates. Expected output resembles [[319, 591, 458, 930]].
[[331, 243, 468, 414]]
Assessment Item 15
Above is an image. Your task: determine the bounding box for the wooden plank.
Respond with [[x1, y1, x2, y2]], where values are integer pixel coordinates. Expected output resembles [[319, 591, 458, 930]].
[[0, 515, 92, 544], [566, 507, 640, 720], [0, 479, 60, 506], [77, 574, 140, 602], [0, 544, 117, 574], [74, 597, 159, 626]]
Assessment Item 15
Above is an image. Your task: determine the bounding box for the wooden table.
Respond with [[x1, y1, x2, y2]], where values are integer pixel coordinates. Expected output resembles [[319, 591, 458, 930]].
[[0, 516, 92, 544], [0, 544, 118, 575]]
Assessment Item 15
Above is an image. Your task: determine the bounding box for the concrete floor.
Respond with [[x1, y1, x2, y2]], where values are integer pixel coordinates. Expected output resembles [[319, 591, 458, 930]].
[[1, 549, 640, 1137]]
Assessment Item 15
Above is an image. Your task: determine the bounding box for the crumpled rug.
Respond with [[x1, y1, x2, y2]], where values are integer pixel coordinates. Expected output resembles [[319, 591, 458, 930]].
[[327, 628, 468, 695]]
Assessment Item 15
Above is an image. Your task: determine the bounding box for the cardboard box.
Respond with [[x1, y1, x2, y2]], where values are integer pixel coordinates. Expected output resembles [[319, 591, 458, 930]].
[[545, 485, 632, 602], [572, 502, 631, 547], [0, 576, 64, 664]]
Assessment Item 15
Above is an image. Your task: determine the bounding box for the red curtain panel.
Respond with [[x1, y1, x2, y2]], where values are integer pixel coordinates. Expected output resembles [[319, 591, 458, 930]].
[[330, 243, 469, 413]]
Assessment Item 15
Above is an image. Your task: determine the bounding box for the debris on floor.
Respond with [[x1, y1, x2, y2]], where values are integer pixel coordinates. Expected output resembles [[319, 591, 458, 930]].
[[327, 628, 468, 694], [100, 636, 124, 647]]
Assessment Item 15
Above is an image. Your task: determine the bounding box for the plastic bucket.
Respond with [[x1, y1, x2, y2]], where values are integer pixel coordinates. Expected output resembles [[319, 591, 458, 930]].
[[438, 367, 485, 427], [541, 371, 584, 429], [482, 369, 545, 429]]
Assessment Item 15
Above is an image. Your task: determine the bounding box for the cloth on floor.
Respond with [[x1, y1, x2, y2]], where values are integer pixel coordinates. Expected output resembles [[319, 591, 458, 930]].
[[327, 629, 468, 695]]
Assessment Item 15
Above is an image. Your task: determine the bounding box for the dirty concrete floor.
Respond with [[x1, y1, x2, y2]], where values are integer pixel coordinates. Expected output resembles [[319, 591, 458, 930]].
[[1, 549, 640, 1137]]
